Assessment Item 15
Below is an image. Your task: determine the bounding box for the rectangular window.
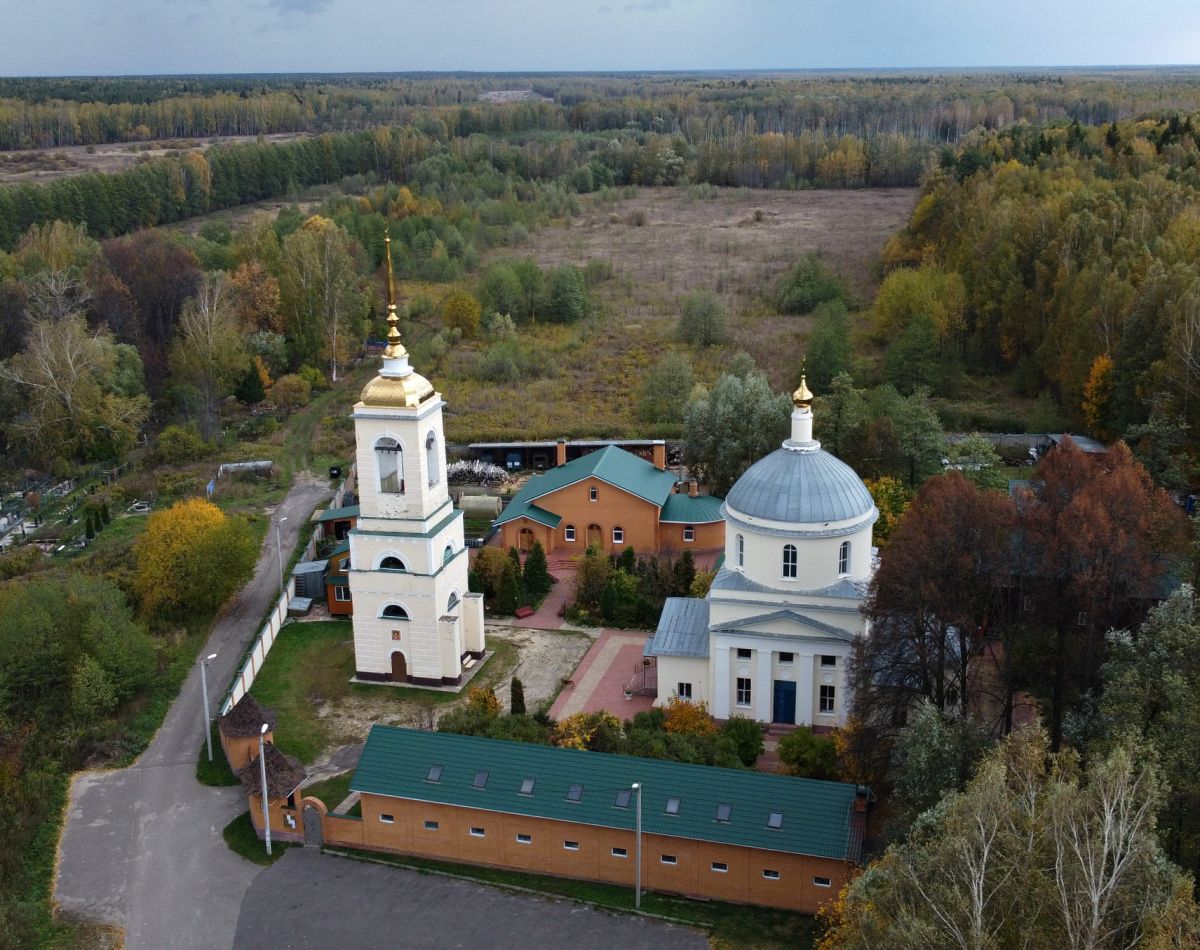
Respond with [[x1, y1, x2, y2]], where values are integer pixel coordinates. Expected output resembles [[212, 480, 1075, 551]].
[[820, 684, 836, 714], [763, 869, 780, 881], [736, 647, 752, 659], [519, 777, 535, 796], [614, 789, 632, 809], [820, 655, 837, 667], [676, 682, 692, 700], [613, 527, 624, 544], [379, 814, 394, 824], [665, 797, 680, 815], [424, 820, 439, 831], [563, 840, 580, 851], [736, 677, 752, 707], [767, 811, 784, 829], [566, 784, 583, 803], [469, 827, 486, 838], [683, 526, 694, 542], [612, 847, 628, 858], [715, 802, 732, 823], [711, 862, 728, 873], [516, 833, 532, 844], [426, 764, 443, 783], [333, 586, 351, 602], [814, 876, 832, 888], [565, 526, 576, 542], [661, 855, 677, 865], [779, 652, 794, 663], [589, 487, 598, 502], [783, 544, 798, 578], [472, 771, 489, 789]]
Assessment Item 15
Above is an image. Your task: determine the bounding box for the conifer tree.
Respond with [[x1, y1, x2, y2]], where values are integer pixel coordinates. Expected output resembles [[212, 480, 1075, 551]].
[[523, 540, 552, 599], [510, 676, 526, 716]]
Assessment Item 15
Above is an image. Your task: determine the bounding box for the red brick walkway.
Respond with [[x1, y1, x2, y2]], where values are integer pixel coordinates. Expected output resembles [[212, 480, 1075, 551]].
[[549, 629, 656, 720]]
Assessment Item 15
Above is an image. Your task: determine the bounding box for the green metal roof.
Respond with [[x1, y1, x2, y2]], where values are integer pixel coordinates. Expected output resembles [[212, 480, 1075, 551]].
[[352, 726, 862, 861], [318, 504, 360, 522], [328, 540, 350, 559], [661, 493, 724, 524], [493, 445, 677, 528]]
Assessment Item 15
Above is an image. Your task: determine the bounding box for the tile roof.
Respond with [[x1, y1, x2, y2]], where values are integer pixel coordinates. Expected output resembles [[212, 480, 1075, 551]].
[[352, 726, 863, 861], [494, 445, 676, 528], [645, 597, 710, 658], [219, 693, 277, 738], [237, 740, 307, 800], [660, 493, 724, 524]]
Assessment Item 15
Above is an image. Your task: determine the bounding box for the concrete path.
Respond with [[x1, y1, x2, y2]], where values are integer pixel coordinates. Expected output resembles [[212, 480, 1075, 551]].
[[234, 849, 707, 950], [55, 476, 332, 950]]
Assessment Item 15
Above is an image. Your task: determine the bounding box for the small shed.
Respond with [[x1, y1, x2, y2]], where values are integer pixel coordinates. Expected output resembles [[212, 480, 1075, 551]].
[[317, 504, 359, 541], [218, 694, 278, 771], [239, 740, 307, 839], [292, 559, 329, 599]]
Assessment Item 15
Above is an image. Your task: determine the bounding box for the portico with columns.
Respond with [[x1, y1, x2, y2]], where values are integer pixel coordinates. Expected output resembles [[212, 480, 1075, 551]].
[[646, 370, 877, 728], [349, 233, 485, 687]]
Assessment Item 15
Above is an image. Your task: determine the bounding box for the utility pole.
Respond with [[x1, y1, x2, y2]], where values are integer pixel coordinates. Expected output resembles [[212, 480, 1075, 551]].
[[632, 782, 642, 909], [259, 723, 272, 856], [199, 653, 217, 762]]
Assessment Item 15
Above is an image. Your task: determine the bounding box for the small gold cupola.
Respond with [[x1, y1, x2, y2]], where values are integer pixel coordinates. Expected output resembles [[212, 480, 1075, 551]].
[[787, 359, 818, 449], [359, 230, 436, 409]]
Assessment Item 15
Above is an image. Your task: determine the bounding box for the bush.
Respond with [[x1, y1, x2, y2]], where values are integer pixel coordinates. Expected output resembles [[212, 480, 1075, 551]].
[[271, 373, 311, 412], [774, 253, 848, 315], [297, 364, 329, 392], [777, 727, 840, 779], [720, 715, 764, 767], [441, 290, 482, 338], [155, 423, 209, 465], [677, 289, 728, 347]]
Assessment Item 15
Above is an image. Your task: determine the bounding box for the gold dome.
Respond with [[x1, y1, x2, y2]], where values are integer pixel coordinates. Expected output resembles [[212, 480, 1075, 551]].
[[359, 371, 436, 409], [792, 374, 814, 407]]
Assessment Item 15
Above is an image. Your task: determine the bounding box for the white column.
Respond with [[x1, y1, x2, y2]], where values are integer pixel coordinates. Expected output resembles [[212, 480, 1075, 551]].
[[755, 649, 773, 723], [796, 652, 815, 726], [712, 645, 731, 719]]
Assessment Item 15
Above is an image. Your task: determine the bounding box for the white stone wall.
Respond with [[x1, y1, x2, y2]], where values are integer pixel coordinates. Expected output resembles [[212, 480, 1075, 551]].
[[725, 511, 874, 592], [708, 634, 849, 726], [353, 400, 450, 523], [653, 656, 709, 708]]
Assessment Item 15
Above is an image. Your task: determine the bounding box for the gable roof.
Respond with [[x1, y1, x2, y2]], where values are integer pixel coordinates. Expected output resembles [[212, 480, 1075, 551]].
[[494, 445, 677, 528], [646, 597, 710, 658], [660, 493, 723, 524], [352, 726, 863, 862], [710, 608, 856, 642]]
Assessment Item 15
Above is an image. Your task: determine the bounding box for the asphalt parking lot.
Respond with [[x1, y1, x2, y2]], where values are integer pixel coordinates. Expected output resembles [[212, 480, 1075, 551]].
[[233, 849, 708, 949]]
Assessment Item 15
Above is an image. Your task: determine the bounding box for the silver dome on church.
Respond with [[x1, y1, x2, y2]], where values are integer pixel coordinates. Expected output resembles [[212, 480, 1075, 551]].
[[725, 447, 877, 525]]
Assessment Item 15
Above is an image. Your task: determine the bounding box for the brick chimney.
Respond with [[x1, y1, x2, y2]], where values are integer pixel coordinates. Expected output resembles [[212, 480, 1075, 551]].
[[555, 438, 567, 468], [689, 480, 699, 498], [651, 440, 666, 470]]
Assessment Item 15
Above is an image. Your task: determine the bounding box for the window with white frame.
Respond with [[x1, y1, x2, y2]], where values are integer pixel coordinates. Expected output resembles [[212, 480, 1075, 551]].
[[564, 524, 576, 542], [380, 814, 394, 823], [820, 684, 836, 713], [563, 840, 580, 851], [676, 682, 692, 700], [782, 543, 798, 578], [333, 586, 350, 602], [516, 833, 532, 844], [612, 526, 624, 544], [736, 534, 744, 567], [661, 855, 677, 865], [469, 826, 486, 837], [711, 862, 728, 873], [683, 525, 694, 542], [736, 677, 752, 707], [814, 876, 832, 887], [381, 604, 409, 620], [376, 437, 404, 494], [838, 540, 851, 576], [611, 847, 628, 858], [589, 486, 598, 502]]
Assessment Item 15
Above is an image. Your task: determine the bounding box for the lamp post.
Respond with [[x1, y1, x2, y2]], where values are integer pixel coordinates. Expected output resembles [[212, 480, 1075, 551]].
[[275, 516, 288, 596], [631, 782, 642, 909], [259, 723, 272, 857], [199, 653, 217, 762]]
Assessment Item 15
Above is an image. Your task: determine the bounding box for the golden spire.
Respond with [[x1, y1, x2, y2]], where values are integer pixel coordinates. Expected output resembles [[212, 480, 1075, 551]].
[[382, 230, 407, 360], [793, 358, 814, 408]]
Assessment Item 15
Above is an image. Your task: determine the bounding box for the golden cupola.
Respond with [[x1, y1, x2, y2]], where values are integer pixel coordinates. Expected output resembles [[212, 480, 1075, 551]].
[[359, 231, 436, 409]]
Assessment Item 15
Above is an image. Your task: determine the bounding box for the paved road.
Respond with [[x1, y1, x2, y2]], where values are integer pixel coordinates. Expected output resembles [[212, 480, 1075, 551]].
[[55, 477, 333, 950], [234, 849, 708, 950]]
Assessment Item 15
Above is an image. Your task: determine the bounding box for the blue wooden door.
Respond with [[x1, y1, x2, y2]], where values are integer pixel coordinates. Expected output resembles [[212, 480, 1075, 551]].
[[773, 680, 796, 724]]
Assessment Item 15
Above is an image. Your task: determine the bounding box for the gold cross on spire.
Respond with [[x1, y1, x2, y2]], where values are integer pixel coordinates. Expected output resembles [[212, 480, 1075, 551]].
[[382, 230, 407, 360]]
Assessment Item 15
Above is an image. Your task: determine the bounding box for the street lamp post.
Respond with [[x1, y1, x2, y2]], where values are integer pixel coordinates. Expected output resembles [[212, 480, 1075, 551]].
[[259, 723, 272, 857], [275, 516, 288, 596], [632, 782, 642, 909], [199, 653, 217, 762]]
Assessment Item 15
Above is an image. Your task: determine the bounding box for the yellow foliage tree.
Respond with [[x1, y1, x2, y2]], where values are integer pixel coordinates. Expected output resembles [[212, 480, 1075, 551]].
[[663, 696, 716, 736], [1082, 353, 1114, 439], [134, 498, 257, 618], [466, 686, 502, 717], [863, 476, 912, 548], [552, 711, 623, 751], [441, 290, 482, 339]]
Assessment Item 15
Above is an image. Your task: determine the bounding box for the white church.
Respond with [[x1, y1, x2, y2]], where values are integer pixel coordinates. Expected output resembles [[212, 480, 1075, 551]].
[[348, 235, 485, 687], [645, 376, 877, 728]]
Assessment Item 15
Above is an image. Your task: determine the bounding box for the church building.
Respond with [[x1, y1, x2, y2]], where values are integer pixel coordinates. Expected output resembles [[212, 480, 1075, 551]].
[[348, 235, 485, 687], [645, 375, 877, 728]]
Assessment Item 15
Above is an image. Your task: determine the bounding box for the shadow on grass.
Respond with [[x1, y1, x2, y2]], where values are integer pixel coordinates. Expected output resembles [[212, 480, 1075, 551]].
[[222, 811, 299, 867], [196, 721, 239, 787]]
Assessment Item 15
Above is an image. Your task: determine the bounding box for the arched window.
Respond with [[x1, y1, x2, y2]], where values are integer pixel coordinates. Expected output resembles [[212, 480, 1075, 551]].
[[380, 556, 407, 572], [564, 524, 576, 542], [612, 526, 625, 544], [447, 591, 460, 612], [443, 544, 454, 564], [426, 431, 438, 487], [736, 534, 744, 567], [782, 544, 798, 579], [381, 604, 410, 620], [376, 437, 404, 494], [838, 540, 851, 576]]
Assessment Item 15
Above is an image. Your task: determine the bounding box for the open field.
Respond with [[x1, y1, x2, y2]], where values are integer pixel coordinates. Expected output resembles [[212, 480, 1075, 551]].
[[0, 131, 311, 185], [430, 186, 917, 443]]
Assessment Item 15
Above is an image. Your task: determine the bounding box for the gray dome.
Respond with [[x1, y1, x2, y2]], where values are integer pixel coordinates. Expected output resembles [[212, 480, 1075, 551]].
[[725, 447, 876, 525]]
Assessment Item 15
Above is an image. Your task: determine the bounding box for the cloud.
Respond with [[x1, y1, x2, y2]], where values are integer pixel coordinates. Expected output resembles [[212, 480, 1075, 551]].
[[596, 3, 612, 11], [623, 0, 671, 10], [265, 0, 333, 13]]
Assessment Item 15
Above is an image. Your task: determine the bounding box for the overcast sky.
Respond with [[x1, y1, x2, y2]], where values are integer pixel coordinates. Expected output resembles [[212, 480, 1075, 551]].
[[3, 0, 1198, 76]]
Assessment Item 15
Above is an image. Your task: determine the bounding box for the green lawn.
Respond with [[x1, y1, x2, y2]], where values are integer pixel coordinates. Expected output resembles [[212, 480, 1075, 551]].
[[248, 621, 518, 764], [303, 771, 354, 812], [331, 847, 819, 950], [196, 720, 239, 786], [222, 811, 298, 867]]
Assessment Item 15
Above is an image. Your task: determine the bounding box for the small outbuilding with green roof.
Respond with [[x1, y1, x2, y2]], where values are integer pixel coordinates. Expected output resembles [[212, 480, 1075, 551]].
[[348, 725, 867, 913], [494, 444, 723, 556]]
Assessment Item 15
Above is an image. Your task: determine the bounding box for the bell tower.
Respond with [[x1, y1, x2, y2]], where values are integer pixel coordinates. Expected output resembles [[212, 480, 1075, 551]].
[[348, 233, 485, 686]]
